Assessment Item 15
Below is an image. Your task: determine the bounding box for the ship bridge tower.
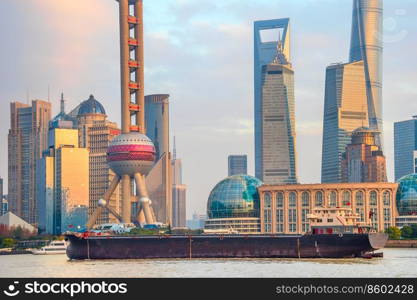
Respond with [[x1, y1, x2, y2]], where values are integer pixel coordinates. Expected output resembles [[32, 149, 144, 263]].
[[87, 0, 157, 228]]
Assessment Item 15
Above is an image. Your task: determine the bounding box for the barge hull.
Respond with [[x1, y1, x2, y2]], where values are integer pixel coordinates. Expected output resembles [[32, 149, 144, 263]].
[[65, 233, 387, 260]]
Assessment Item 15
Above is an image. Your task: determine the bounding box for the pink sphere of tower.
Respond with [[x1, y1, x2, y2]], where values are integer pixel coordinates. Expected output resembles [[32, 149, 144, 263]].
[[107, 132, 156, 176]]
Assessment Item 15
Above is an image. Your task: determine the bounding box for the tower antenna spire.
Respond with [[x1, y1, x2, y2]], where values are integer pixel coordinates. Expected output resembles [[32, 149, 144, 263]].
[[173, 136, 177, 160]]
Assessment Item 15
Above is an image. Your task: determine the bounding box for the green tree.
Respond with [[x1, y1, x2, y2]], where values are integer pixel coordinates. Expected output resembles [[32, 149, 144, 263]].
[[385, 227, 401, 240], [1, 238, 16, 248], [410, 224, 417, 239], [11, 226, 24, 240], [401, 226, 413, 239]]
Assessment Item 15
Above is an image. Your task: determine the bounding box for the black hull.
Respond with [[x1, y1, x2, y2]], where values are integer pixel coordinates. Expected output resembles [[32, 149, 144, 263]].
[[65, 233, 388, 260]]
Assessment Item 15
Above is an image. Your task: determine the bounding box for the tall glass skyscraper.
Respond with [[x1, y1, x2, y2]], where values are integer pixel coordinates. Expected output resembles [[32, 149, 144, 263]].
[[144, 94, 172, 225], [349, 0, 383, 146], [321, 61, 369, 183], [228, 155, 247, 177], [321, 0, 383, 183], [394, 116, 417, 181], [254, 18, 297, 184]]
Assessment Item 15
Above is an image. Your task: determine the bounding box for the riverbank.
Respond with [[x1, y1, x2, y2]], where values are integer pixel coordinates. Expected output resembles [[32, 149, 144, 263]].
[[386, 240, 417, 248], [0, 249, 32, 255]]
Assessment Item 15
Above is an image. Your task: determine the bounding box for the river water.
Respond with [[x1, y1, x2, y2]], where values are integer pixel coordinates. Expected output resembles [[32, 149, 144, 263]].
[[1, 249, 416, 278]]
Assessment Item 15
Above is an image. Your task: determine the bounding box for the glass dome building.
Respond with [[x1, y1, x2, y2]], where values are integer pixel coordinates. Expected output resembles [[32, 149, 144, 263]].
[[396, 174, 417, 216], [78, 95, 106, 116], [207, 175, 263, 219]]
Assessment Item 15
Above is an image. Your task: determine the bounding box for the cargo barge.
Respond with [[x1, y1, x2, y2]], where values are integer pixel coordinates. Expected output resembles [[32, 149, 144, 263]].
[[65, 207, 388, 260], [65, 232, 387, 260]]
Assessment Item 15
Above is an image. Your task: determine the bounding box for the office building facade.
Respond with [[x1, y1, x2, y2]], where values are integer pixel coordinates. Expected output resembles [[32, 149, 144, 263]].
[[321, 61, 369, 183], [37, 127, 89, 234], [394, 116, 417, 181], [71, 95, 122, 225], [259, 182, 398, 234], [8, 100, 51, 224], [349, 0, 384, 145], [228, 155, 248, 176], [341, 127, 387, 183], [171, 138, 187, 228], [144, 94, 172, 225], [254, 18, 297, 184]]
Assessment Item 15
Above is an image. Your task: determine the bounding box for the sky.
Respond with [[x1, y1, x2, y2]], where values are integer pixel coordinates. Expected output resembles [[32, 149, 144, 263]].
[[0, 0, 416, 218]]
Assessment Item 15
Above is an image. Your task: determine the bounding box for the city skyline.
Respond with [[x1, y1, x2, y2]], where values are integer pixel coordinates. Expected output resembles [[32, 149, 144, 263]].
[[0, 0, 416, 217]]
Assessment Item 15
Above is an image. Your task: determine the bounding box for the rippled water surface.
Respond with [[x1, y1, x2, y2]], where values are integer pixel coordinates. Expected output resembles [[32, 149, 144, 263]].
[[1, 249, 416, 278]]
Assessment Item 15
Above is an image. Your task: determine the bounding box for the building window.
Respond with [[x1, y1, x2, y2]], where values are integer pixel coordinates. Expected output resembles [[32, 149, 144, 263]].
[[370, 191, 378, 206], [328, 191, 337, 207], [315, 191, 323, 207], [289, 192, 297, 207], [264, 192, 272, 208], [383, 208, 391, 222], [302, 208, 310, 233], [355, 191, 364, 207], [276, 192, 284, 208], [276, 209, 284, 233], [383, 191, 391, 206], [342, 191, 351, 207], [302, 192, 310, 207], [370, 208, 378, 230]]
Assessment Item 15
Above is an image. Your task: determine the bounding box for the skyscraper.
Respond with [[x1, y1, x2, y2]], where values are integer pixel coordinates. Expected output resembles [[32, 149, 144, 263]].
[[341, 127, 387, 183], [254, 18, 296, 184], [71, 95, 122, 225], [37, 124, 89, 234], [254, 18, 297, 184], [171, 137, 186, 228], [8, 100, 51, 224], [394, 116, 417, 180], [321, 61, 369, 183], [228, 155, 247, 176], [144, 94, 172, 225], [349, 0, 383, 146]]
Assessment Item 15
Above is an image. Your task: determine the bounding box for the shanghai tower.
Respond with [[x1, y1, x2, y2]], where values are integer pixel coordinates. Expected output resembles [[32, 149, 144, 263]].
[[349, 0, 383, 146]]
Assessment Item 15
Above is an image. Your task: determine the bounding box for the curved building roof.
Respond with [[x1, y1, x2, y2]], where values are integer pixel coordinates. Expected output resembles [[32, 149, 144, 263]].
[[396, 173, 417, 216], [207, 175, 263, 219], [78, 95, 106, 116]]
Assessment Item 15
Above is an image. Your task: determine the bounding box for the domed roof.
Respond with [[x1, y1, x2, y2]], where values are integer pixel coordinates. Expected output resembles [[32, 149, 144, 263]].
[[78, 95, 106, 115], [396, 173, 417, 216], [207, 175, 263, 219]]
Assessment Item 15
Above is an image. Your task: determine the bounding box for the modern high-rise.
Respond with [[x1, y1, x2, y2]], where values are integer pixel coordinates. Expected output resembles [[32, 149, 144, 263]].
[[70, 95, 122, 225], [254, 18, 297, 184], [394, 116, 417, 180], [144, 94, 172, 225], [228, 155, 247, 176], [8, 100, 51, 224], [37, 116, 89, 235], [349, 0, 383, 146], [171, 137, 186, 228], [341, 127, 387, 183], [321, 61, 369, 183]]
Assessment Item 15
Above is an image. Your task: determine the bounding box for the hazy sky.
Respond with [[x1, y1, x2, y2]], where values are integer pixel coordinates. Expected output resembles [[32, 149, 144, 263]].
[[0, 0, 416, 218]]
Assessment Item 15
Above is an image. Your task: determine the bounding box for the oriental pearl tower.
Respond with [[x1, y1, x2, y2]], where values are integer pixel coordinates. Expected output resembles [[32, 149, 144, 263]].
[[87, 0, 156, 228]]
